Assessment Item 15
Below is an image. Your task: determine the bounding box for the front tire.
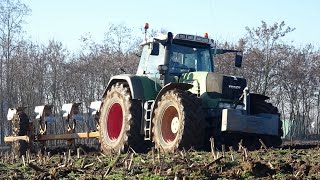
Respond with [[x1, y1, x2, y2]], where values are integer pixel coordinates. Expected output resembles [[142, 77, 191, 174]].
[[152, 89, 205, 153], [99, 83, 147, 154]]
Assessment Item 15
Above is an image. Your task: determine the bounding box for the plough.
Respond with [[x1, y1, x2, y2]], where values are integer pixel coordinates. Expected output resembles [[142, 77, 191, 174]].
[[5, 101, 102, 156]]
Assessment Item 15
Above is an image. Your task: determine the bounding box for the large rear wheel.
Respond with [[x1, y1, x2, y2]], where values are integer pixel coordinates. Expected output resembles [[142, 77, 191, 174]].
[[152, 89, 205, 153], [99, 83, 148, 154]]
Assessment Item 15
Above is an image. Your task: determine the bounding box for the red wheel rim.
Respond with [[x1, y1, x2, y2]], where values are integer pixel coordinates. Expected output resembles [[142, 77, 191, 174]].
[[106, 103, 123, 141], [161, 106, 178, 143]]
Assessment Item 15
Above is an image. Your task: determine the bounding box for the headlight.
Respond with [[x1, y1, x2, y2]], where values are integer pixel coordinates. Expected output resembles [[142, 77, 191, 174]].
[[218, 103, 231, 109]]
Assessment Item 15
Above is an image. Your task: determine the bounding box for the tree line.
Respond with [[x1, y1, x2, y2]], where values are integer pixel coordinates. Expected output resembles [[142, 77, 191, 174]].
[[0, 0, 319, 144]]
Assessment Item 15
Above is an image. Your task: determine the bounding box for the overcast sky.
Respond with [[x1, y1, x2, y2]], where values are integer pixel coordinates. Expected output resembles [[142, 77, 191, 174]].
[[23, 0, 320, 52]]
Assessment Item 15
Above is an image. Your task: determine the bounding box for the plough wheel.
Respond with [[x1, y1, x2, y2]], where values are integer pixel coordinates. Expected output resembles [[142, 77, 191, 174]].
[[12, 111, 29, 157]]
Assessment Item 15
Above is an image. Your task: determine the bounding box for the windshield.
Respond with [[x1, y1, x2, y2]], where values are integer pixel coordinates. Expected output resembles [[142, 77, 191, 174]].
[[169, 43, 213, 73]]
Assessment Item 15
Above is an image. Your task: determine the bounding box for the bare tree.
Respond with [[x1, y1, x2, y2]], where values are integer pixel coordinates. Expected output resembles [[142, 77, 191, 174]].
[[0, 0, 30, 144], [244, 21, 295, 95]]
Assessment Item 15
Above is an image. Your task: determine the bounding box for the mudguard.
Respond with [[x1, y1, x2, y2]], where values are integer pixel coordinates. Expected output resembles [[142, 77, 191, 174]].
[[103, 74, 159, 100], [152, 82, 193, 114]]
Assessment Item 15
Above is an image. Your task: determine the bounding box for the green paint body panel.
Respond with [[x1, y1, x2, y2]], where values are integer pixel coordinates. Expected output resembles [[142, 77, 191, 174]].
[[107, 72, 232, 108], [200, 93, 233, 109], [180, 72, 208, 96], [139, 76, 160, 100], [180, 72, 230, 109]]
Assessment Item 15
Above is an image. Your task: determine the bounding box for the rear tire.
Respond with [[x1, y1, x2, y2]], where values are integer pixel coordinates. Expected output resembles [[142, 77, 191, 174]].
[[152, 89, 205, 153], [12, 111, 29, 157], [99, 83, 148, 154]]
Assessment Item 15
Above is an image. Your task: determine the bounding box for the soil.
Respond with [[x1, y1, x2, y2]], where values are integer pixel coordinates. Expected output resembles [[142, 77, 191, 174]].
[[1, 141, 320, 179]]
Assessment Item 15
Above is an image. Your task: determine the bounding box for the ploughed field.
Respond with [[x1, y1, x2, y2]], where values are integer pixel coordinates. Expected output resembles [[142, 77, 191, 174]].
[[1, 141, 320, 179]]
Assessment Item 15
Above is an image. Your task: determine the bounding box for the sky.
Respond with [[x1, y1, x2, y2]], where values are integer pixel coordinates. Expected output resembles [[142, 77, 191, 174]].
[[23, 0, 320, 52]]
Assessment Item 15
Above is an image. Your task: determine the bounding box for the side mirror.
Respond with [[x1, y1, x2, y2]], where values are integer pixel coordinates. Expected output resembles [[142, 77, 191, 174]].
[[150, 42, 160, 55], [235, 55, 242, 68]]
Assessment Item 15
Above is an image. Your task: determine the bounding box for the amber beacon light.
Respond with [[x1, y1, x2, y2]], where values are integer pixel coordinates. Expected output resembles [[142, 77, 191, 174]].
[[144, 23, 149, 30]]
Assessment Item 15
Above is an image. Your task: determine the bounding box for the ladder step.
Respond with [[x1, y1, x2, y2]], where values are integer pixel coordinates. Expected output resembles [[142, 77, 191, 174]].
[[144, 100, 154, 140]]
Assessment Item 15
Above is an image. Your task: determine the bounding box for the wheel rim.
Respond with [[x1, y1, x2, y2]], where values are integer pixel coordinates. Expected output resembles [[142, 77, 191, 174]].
[[106, 103, 123, 141], [161, 106, 179, 143]]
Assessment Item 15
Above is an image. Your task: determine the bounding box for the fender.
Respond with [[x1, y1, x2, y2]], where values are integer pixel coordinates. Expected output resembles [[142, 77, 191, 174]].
[[151, 82, 193, 115], [103, 74, 159, 100]]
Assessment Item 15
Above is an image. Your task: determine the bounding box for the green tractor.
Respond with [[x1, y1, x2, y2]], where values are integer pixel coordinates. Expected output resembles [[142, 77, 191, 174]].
[[99, 28, 283, 153]]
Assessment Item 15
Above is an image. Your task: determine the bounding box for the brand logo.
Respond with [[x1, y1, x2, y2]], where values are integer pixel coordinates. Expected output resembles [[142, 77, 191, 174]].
[[228, 85, 241, 89]]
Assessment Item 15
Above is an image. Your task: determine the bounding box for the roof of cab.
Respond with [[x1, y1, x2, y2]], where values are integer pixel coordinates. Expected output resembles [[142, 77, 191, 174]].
[[140, 33, 215, 47]]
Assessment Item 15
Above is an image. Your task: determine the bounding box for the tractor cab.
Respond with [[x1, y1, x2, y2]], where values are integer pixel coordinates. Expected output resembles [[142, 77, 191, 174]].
[[137, 32, 215, 85], [137, 31, 243, 88], [167, 41, 213, 74]]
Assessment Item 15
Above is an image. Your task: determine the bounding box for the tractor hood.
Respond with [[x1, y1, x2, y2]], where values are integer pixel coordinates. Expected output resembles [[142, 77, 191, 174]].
[[206, 73, 247, 101], [180, 72, 247, 101]]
